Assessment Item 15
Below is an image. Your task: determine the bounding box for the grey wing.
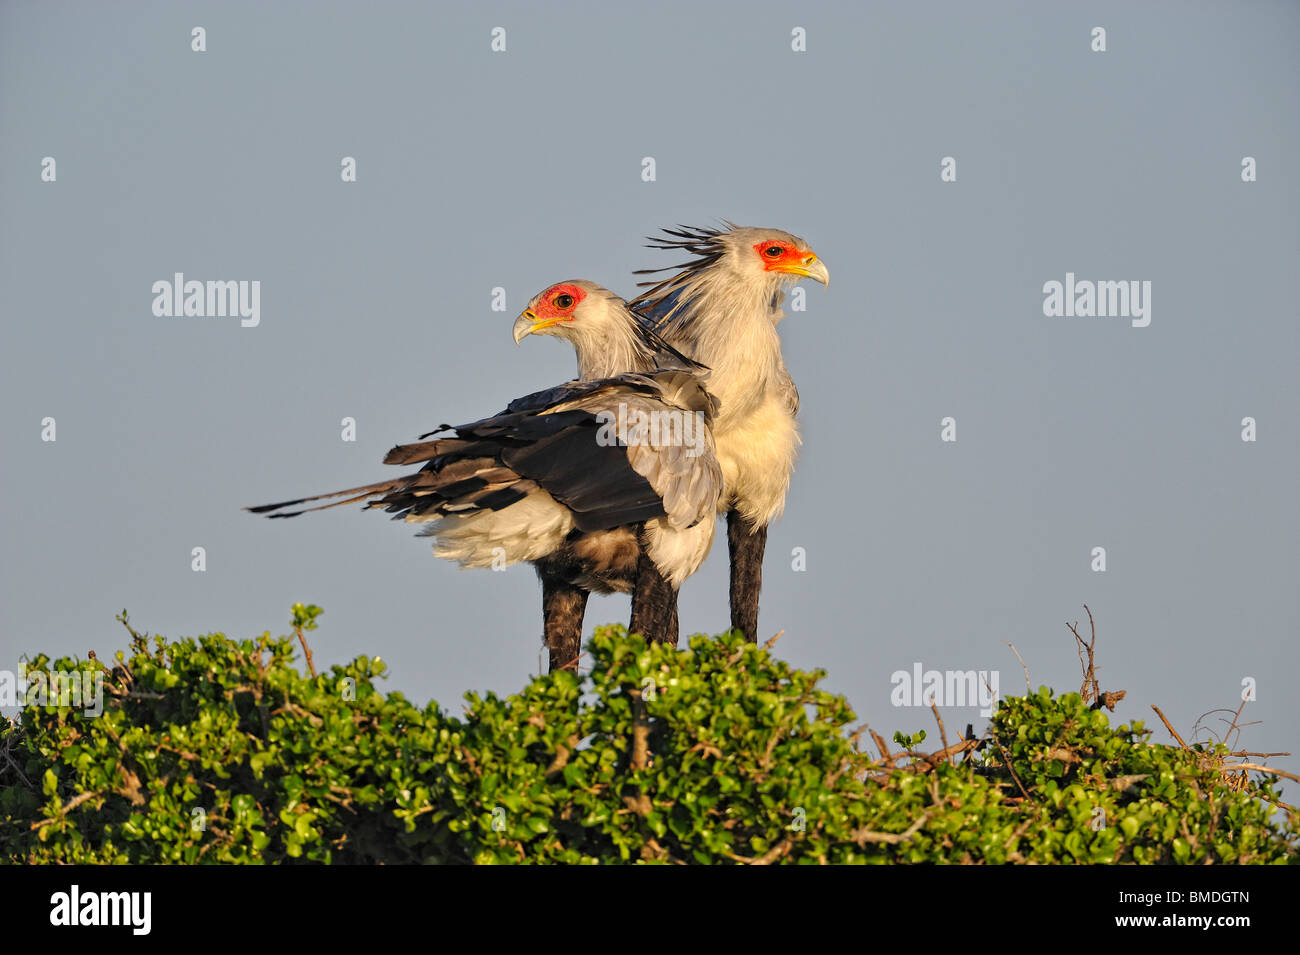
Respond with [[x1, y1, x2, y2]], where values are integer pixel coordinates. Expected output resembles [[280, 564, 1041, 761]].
[[616, 389, 723, 530], [551, 373, 723, 530], [643, 369, 721, 420]]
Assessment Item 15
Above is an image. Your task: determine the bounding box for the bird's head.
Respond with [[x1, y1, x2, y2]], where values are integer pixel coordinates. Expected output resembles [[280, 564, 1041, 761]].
[[513, 280, 624, 348], [720, 226, 829, 289], [514, 279, 706, 380]]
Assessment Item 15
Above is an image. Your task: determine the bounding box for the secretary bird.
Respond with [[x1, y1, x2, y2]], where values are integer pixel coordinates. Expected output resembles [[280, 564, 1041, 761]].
[[247, 281, 722, 672], [630, 225, 828, 643]]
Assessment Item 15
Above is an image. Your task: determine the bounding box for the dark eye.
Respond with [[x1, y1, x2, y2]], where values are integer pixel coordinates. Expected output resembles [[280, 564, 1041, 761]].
[[554, 294, 574, 308], [764, 245, 784, 257]]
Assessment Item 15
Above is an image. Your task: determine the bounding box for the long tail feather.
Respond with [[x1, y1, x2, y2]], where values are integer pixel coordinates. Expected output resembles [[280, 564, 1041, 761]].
[[244, 477, 411, 518], [383, 439, 452, 466]]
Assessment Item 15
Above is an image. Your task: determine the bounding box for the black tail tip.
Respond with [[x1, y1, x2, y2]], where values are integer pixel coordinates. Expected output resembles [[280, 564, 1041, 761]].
[[244, 499, 305, 515]]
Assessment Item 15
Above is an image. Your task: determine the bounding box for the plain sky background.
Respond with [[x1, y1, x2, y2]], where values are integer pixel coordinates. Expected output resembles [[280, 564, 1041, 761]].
[[2, 2, 1296, 800]]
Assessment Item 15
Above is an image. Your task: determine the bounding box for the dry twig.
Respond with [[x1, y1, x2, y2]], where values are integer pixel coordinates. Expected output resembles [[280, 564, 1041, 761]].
[[29, 791, 98, 830], [294, 625, 317, 678], [1005, 641, 1031, 693], [930, 702, 951, 765], [852, 811, 931, 846], [1151, 705, 1190, 750], [1067, 605, 1100, 706]]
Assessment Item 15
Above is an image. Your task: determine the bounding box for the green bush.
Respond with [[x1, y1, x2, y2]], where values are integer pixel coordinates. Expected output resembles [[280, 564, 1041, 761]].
[[1, 609, 1294, 864]]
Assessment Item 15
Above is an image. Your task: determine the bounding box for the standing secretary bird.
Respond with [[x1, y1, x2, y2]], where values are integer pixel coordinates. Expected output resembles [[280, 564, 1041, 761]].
[[247, 281, 722, 673], [631, 225, 828, 644]]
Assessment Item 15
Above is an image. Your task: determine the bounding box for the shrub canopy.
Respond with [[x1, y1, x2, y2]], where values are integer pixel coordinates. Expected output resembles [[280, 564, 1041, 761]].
[[1, 609, 1294, 864]]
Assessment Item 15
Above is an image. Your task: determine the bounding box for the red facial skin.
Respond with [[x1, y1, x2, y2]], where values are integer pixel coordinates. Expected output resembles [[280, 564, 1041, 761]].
[[752, 240, 809, 273], [530, 283, 587, 322]]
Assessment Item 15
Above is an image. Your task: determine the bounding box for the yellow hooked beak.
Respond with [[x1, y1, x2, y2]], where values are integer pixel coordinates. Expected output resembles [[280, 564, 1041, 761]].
[[779, 253, 829, 287], [512, 309, 565, 344]]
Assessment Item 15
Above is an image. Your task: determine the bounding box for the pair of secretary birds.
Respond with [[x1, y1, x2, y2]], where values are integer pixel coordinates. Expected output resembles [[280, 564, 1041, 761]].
[[247, 224, 828, 672]]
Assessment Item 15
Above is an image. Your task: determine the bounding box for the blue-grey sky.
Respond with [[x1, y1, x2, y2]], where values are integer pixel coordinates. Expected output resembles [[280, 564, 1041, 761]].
[[2, 2, 1296, 797]]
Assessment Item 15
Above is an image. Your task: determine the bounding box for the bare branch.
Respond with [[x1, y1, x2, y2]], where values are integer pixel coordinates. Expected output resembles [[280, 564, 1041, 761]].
[[852, 811, 930, 846], [1067, 605, 1100, 706], [294, 626, 317, 679], [1151, 705, 1190, 750], [930, 702, 951, 765], [726, 837, 794, 864], [30, 791, 99, 830], [1232, 763, 1300, 786], [1005, 641, 1031, 693]]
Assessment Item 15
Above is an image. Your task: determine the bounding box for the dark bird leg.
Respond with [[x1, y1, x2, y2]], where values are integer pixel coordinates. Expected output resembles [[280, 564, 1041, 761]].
[[727, 509, 767, 643], [629, 550, 676, 647], [542, 574, 589, 673]]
